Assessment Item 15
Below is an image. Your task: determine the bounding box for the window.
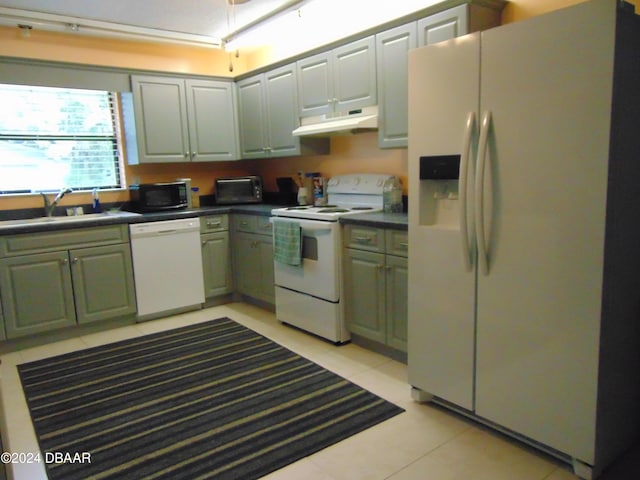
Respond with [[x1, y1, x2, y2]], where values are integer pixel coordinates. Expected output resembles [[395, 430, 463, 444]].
[[0, 84, 124, 194]]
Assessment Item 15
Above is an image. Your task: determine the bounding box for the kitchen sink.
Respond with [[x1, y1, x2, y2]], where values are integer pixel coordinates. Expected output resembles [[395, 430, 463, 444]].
[[0, 211, 142, 228]]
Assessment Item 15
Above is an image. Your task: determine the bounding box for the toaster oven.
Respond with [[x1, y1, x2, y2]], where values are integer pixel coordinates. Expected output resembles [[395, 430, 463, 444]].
[[215, 176, 263, 204]]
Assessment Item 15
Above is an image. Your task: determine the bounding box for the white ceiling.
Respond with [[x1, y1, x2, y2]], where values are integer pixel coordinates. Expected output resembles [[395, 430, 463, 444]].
[[0, 0, 297, 43], [0, 0, 444, 56]]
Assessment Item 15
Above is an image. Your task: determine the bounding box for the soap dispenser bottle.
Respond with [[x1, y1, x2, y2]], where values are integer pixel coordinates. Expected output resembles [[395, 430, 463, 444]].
[[92, 188, 102, 213]]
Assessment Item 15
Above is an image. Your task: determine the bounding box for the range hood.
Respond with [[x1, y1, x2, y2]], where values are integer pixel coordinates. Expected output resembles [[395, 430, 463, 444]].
[[292, 105, 378, 137]]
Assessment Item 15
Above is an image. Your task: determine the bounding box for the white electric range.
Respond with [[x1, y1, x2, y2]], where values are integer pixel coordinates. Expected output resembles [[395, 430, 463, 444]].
[[270, 173, 396, 343]]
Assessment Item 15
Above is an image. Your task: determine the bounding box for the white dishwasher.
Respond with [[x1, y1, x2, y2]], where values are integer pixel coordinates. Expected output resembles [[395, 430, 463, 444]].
[[129, 218, 204, 319]]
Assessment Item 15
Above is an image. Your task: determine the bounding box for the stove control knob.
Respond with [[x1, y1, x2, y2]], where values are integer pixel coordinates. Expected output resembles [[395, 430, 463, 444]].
[[352, 177, 361, 185], [328, 178, 339, 186]]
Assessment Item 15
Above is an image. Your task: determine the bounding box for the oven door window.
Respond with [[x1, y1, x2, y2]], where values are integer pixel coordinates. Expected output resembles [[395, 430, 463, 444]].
[[301, 235, 318, 261]]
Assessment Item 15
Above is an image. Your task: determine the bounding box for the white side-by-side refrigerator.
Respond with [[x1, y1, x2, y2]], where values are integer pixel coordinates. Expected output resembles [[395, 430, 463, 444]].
[[407, 0, 640, 477]]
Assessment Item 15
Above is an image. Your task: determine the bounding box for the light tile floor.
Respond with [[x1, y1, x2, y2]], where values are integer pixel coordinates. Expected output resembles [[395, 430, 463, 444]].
[[0, 303, 620, 480]]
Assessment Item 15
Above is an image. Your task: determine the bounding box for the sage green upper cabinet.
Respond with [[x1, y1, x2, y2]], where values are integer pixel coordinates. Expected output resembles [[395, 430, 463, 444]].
[[237, 64, 301, 159], [129, 75, 239, 163], [297, 35, 376, 118], [265, 66, 302, 157], [417, 4, 468, 46], [376, 23, 417, 149], [377, 2, 504, 149], [236, 75, 266, 158], [185, 79, 239, 162]]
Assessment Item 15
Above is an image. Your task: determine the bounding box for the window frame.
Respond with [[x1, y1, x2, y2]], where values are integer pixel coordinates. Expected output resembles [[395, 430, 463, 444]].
[[0, 58, 134, 197], [0, 86, 127, 196]]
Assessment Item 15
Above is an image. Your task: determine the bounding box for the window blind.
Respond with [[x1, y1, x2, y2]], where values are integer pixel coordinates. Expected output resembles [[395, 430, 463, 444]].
[[0, 84, 123, 194]]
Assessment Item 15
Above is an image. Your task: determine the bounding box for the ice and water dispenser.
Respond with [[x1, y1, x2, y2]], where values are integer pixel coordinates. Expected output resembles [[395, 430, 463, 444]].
[[418, 155, 462, 227]]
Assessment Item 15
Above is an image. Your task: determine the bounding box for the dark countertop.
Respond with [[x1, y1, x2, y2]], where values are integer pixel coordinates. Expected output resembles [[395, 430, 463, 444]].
[[0, 204, 280, 235], [0, 204, 407, 235], [340, 212, 408, 231]]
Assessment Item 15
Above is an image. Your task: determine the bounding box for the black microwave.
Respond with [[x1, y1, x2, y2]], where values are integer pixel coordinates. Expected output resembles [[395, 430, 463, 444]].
[[129, 182, 189, 212], [215, 176, 263, 204]]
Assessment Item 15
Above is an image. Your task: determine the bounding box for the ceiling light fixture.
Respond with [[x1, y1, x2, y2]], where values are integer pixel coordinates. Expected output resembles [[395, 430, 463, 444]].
[[222, 0, 306, 51], [0, 6, 222, 48]]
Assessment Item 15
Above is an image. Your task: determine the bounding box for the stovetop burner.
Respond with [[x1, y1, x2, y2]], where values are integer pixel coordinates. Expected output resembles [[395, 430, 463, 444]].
[[317, 207, 350, 213]]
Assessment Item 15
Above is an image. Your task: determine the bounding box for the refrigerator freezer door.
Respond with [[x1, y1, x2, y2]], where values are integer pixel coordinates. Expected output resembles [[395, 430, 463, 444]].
[[474, 0, 615, 463], [407, 33, 480, 411]]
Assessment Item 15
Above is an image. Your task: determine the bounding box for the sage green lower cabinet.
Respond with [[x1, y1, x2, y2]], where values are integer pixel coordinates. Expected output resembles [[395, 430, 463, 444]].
[[0, 294, 4, 341], [201, 232, 232, 297], [71, 244, 136, 324], [0, 225, 136, 339], [385, 254, 408, 351], [343, 249, 386, 343], [232, 214, 274, 305], [343, 225, 408, 353], [0, 251, 76, 338], [200, 215, 232, 299]]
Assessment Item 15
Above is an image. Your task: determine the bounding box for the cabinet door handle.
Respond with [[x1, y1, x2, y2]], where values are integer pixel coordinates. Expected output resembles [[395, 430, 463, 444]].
[[355, 236, 373, 243], [202, 240, 207, 246], [398, 242, 408, 249], [207, 221, 221, 228], [60, 257, 69, 265], [72, 257, 79, 264]]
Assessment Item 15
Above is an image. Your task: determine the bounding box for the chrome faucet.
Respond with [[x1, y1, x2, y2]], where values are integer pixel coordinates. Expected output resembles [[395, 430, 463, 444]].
[[41, 188, 73, 217]]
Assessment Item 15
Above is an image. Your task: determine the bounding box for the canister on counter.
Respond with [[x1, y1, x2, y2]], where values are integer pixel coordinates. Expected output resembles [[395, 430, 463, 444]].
[[313, 176, 327, 206]]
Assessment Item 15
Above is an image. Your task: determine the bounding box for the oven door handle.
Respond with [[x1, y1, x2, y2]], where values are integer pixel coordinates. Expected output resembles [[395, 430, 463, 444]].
[[270, 217, 334, 234], [301, 226, 333, 234]]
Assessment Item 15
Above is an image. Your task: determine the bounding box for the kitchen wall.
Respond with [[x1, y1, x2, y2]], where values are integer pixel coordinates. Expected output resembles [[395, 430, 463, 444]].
[[1, 0, 637, 211]]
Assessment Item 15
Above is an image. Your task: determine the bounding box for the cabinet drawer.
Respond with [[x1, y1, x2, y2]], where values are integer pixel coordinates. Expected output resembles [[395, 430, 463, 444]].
[[200, 214, 228, 233], [344, 225, 385, 253], [233, 214, 272, 236], [386, 230, 408, 257], [256, 216, 273, 236], [1, 225, 129, 257], [234, 214, 257, 233]]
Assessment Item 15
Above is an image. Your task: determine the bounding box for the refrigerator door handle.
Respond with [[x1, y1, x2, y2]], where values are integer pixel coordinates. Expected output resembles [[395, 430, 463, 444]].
[[459, 111, 476, 272], [475, 110, 491, 275]]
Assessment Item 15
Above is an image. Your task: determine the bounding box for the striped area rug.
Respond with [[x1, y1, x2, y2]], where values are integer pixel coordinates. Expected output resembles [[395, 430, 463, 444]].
[[18, 317, 404, 480]]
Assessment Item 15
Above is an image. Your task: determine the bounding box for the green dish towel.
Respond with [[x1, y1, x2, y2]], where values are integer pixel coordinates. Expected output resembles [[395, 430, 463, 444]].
[[273, 219, 302, 266]]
